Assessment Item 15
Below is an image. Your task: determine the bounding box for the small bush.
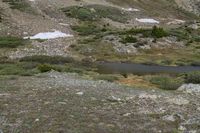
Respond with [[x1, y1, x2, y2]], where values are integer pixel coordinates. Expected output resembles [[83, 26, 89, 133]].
[[125, 28, 152, 37], [150, 76, 182, 90], [121, 35, 137, 44], [185, 71, 200, 84], [151, 26, 168, 38], [37, 64, 62, 73]]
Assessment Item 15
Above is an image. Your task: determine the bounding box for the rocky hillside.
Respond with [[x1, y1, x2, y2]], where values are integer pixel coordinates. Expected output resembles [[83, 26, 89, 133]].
[[175, 0, 200, 15], [0, 0, 200, 133]]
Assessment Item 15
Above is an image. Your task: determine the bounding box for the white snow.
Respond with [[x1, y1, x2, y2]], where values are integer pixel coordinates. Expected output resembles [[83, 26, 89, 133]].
[[24, 31, 73, 40], [76, 92, 84, 96], [122, 8, 140, 12], [136, 18, 160, 24]]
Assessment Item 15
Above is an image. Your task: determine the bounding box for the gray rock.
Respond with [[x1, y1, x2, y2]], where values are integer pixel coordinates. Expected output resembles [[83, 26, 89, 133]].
[[178, 84, 200, 94]]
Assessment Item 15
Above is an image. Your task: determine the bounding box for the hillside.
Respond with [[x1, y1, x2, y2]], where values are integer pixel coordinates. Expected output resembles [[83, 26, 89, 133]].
[[0, 0, 200, 133]]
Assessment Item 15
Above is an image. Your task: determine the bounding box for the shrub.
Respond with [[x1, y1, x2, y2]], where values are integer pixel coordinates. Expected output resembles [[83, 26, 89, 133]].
[[150, 76, 182, 90], [37, 64, 62, 73], [121, 35, 137, 43], [125, 28, 152, 37], [184, 71, 200, 84], [151, 26, 168, 38], [71, 24, 101, 36], [0, 36, 28, 48], [20, 55, 75, 64]]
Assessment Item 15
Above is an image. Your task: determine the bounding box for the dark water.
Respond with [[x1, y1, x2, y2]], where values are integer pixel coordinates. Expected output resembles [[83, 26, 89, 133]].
[[97, 62, 200, 74]]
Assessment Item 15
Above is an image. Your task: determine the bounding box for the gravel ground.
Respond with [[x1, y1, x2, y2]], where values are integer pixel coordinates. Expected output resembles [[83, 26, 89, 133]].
[[0, 71, 199, 133]]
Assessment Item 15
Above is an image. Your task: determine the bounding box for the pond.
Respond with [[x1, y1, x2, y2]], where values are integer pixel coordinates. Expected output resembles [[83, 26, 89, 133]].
[[97, 62, 200, 75]]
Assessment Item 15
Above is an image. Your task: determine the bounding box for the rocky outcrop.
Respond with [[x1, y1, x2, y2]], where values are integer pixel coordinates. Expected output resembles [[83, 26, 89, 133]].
[[175, 0, 200, 16]]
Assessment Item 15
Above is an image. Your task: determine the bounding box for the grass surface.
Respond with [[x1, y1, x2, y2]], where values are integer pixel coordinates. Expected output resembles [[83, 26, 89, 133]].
[[0, 36, 28, 48], [2, 0, 33, 12], [62, 4, 131, 23]]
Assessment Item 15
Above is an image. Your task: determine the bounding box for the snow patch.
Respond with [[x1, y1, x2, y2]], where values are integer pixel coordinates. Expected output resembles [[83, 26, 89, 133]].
[[167, 19, 185, 25], [76, 92, 84, 96], [136, 18, 160, 24], [24, 31, 73, 40], [122, 8, 140, 12]]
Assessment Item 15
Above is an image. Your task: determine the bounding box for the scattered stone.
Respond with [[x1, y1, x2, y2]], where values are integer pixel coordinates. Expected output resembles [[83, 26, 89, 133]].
[[162, 115, 176, 122], [123, 113, 131, 117], [107, 96, 122, 102], [106, 124, 115, 128], [138, 93, 158, 99], [34, 118, 39, 122], [167, 97, 189, 105], [178, 125, 186, 131], [58, 102, 67, 105]]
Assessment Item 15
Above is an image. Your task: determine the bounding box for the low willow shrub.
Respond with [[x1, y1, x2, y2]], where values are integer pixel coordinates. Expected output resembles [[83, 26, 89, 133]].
[[150, 76, 182, 90], [184, 71, 200, 84]]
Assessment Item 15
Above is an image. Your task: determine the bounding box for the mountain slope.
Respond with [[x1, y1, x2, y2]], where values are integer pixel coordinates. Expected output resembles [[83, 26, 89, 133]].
[[175, 0, 200, 15]]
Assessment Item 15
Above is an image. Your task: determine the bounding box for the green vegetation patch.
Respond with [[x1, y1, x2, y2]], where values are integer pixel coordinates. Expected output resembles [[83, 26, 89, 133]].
[[72, 23, 102, 36], [120, 35, 138, 44], [184, 71, 200, 84], [121, 26, 168, 39], [62, 5, 130, 22], [0, 63, 39, 76], [151, 26, 168, 38], [150, 75, 183, 90], [0, 36, 28, 48], [2, 0, 32, 12], [20, 55, 75, 64]]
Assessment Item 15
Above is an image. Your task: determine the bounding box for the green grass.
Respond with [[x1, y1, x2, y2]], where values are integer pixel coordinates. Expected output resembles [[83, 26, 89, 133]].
[[0, 36, 28, 48], [62, 4, 130, 23], [184, 71, 200, 84], [72, 23, 102, 36], [2, 0, 32, 12], [120, 27, 168, 39], [150, 75, 183, 90], [151, 26, 168, 38], [0, 63, 39, 76], [120, 35, 137, 44]]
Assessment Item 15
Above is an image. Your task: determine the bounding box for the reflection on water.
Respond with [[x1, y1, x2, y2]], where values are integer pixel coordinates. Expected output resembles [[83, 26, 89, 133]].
[[97, 62, 200, 74]]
